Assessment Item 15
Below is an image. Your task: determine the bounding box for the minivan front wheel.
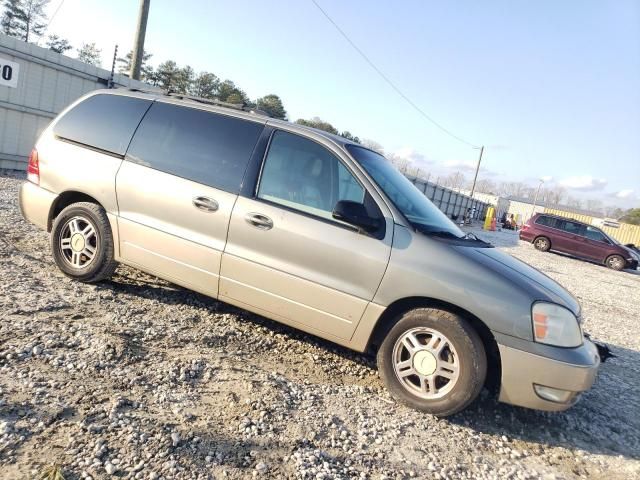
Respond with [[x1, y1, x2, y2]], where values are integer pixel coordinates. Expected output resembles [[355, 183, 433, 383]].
[[605, 254, 625, 271], [51, 202, 118, 282], [377, 308, 487, 416]]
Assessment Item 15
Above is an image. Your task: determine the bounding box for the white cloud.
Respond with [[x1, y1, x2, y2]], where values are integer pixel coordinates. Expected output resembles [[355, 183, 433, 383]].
[[443, 160, 477, 172], [614, 189, 634, 199], [559, 176, 608, 191], [391, 147, 432, 166]]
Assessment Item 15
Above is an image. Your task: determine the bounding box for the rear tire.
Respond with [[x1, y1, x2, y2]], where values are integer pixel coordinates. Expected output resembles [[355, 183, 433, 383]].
[[605, 254, 625, 271], [51, 202, 118, 282], [534, 236, 551, 252], [377, 308, 487, 417]]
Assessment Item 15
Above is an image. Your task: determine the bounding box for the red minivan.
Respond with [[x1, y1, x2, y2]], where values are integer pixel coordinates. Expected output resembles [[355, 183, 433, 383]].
[[520, 213, 639, 271]]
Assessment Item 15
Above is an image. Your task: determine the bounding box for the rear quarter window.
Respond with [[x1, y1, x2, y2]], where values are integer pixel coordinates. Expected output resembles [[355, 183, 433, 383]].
[[126, 102, 264, 193], [53, 94, 152, 156]]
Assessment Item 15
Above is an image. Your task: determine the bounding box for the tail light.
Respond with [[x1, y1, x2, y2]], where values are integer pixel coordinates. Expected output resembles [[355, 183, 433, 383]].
[[27, 149, 39, 185]]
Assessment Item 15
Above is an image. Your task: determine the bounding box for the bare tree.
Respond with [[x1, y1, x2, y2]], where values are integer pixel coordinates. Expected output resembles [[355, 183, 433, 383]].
[[360, 139, 384, 154]]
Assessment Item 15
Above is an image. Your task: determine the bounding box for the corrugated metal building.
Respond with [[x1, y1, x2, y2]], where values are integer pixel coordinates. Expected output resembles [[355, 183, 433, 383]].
[[0, 33, 149, 171]]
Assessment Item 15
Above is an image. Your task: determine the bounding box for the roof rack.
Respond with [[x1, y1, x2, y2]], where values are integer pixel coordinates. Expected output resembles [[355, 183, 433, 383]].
[[126, 88, 272, 118]]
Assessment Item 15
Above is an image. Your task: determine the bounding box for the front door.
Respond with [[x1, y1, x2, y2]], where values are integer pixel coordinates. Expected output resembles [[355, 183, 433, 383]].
[[220, 130, 392, 340], [581, 226, 611, 262]]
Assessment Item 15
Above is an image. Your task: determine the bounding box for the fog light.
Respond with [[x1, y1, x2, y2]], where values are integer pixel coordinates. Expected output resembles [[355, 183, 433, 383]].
[[534, 384, 574, 403]]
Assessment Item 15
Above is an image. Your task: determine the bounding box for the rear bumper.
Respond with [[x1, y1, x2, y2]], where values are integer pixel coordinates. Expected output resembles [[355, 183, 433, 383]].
[[497, 338, 600, 411], [18, 182, 57, 231], [518, 230, 534, 242]]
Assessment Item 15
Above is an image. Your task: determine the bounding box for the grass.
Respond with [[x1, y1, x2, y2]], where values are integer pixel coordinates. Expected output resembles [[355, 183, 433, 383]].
[[39, 464, 65, 480]]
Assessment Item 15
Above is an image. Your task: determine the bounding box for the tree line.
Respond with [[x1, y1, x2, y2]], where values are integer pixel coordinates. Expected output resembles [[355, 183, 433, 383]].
[[0, 0, 356, 129], [2, 1, 634, 218]]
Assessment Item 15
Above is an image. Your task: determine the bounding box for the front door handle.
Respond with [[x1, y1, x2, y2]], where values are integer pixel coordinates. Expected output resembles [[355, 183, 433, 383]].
[[193, 196, 219, 212], [245, 213, 273, 230]]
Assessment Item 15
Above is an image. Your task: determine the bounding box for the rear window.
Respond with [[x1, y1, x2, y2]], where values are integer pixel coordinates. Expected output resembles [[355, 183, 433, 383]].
[[54, 94, 152, 156], [126, 102, 263, 193]]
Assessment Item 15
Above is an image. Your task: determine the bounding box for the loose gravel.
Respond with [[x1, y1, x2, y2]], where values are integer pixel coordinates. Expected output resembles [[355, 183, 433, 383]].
[[1, 173, 639, 479]]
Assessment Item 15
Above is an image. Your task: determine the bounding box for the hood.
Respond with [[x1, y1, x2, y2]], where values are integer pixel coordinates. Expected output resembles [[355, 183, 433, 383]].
[[457, 246, 581, 316]]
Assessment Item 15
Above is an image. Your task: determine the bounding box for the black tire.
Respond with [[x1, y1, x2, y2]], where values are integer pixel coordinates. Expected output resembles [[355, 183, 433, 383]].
[[377, 308, 487, 417], [605, 254, 625, 271], [533, 236, 551, 252], [51, 202, 118, 283]]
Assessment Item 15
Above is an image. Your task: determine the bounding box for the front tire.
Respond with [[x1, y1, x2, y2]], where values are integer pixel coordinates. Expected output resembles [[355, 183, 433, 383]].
[[605, 254, 625, 271], [377, 308, 487, 416], [51, 202, 118, 282]]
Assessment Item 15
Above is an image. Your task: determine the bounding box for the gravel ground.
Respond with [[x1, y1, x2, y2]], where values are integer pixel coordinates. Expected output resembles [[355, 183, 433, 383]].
[[1, 173, 639, 480]]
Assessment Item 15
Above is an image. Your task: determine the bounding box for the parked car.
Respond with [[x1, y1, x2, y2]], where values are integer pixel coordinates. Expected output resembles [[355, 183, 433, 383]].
[[520, 213, 639, 271], [19, 90, 602, 416]]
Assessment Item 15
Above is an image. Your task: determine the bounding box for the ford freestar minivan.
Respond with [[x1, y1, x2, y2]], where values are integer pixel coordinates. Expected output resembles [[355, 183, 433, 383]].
[[19, 90, 601, 416]]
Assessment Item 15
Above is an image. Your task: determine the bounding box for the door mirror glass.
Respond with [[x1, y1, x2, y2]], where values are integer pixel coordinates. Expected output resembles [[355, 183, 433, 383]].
[[332, 200, 381, 232]]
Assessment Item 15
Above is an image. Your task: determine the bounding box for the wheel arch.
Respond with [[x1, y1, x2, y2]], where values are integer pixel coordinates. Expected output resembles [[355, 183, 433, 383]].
[[48, 190, 102, 232], [367, 296, 501, 392]]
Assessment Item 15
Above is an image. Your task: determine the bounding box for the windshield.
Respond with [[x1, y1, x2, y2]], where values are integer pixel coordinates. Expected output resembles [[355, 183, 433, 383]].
[[346, 145, 464, 237]]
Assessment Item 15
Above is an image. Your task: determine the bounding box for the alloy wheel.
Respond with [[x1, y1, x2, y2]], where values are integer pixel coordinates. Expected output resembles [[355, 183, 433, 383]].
[[392, 327, 460, 400], [58, 215, 99, 269]]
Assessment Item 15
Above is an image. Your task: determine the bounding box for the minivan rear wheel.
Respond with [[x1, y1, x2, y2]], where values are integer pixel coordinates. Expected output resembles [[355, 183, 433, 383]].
[[534, 236, 551, 252], [605, 254, 625, 271], [377, 308, 487, 416], [51, 202, 118, 282]]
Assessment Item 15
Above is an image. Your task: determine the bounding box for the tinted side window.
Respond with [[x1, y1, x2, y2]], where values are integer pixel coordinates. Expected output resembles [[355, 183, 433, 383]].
[[535, 215, 556, 227], [558, 219, 583, 235], [257, 131, 365, 220], [584, 226, 608, 242], [54, 94, 152, 155], [127, 102, 263, 192]]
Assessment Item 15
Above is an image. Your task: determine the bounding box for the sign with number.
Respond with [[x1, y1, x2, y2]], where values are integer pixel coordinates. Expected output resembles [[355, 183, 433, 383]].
[[0, 57, 19, 88]]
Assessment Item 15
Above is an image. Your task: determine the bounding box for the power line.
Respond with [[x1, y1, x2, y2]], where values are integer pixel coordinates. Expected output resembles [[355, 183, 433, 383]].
[[309, 0, 480, 149], [46, 0, 66, 30]]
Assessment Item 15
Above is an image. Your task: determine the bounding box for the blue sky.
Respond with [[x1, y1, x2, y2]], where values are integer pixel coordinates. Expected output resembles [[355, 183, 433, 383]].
[[44, 0, 639, 207]]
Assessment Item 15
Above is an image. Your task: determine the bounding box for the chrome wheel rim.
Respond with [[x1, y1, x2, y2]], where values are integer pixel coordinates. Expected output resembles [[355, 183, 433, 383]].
[[392, 327, 460, 400], [608, 257, 623, 269], [535, 238, 547, 249], [59, 216, 99, 269]]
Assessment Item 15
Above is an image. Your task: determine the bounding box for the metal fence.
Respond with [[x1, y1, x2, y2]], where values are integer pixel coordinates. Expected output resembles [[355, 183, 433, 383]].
[[405, 174, 490, 221], [0, 33, 151, 171]]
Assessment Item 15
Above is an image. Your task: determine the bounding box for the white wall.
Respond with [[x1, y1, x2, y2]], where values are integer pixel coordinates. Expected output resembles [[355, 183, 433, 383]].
[[0, 33, 152, 170]]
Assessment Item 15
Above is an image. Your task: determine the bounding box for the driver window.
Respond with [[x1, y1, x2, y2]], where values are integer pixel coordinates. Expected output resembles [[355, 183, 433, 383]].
[[585, 226, 607, 242], [258, 131, 365, 220]]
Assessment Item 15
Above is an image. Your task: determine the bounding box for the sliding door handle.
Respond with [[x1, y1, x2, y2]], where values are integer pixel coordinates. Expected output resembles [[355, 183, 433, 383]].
[[193, 196, 219, 212]]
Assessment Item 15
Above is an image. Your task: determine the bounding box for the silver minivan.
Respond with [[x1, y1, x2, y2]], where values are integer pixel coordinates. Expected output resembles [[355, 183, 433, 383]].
[[19, 90, 601, 416]]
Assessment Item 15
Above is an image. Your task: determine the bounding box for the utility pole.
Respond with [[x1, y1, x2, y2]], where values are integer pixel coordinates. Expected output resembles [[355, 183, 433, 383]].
[[130, 0, 151, 80], [531, 178, 545, 220], [469, 145, 484, 197]]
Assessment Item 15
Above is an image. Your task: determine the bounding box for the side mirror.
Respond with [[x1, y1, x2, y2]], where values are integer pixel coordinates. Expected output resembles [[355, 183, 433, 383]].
[[332, 200, 381, 232]]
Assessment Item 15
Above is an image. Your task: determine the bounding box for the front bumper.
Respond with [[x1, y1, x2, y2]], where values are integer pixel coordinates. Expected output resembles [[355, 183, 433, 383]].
[[625, 259, 639, 270], [498, 338, 600, 411], [18, 182, 57, 231]]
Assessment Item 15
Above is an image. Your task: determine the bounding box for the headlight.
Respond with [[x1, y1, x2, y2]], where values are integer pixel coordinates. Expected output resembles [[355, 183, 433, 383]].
[[532, 302, 583, 347]]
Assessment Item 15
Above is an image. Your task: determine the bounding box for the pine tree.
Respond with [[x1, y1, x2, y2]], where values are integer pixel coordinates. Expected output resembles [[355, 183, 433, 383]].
[[0, 0, 50, 42], [77, 42, 102, 66], [46, 34, 72, 54]]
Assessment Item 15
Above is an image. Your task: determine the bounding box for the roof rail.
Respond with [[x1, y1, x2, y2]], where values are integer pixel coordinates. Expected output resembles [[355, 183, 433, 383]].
[[126, 88, 272, 117]]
